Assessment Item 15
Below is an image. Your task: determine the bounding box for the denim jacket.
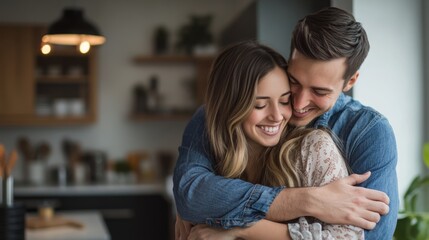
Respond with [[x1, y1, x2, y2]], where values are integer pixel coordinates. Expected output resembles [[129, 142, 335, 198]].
[[173, 93, 399, 239]]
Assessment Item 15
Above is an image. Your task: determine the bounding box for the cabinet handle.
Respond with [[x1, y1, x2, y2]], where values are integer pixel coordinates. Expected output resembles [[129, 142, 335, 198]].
[[99, 209, 135, 219]]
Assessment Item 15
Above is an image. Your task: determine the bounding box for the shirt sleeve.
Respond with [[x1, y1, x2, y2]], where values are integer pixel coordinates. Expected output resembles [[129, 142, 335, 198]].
[[172, 107, 284, 229], [347, 118, 399, 239], [292, 130, 364, 239]]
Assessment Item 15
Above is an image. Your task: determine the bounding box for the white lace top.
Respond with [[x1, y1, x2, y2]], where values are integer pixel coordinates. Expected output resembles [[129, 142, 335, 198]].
[[288, 130, 364, 240]]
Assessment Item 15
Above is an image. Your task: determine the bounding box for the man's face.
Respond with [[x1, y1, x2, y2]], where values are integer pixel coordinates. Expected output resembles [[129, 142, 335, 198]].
[[287, 50, 357, 126]]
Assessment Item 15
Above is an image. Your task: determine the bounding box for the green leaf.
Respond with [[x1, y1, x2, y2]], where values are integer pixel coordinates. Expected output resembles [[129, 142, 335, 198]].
[[424, 143, 429, 168], [409, 217, 421, 239], [416, 216, 429, 240], [404, 176, 420, 197], [410, 194, 418, 212], [395, 217, 413, 240], [394, 142, 429, 239], [405, 177, 429, 211], [421, 176, 429, 186]]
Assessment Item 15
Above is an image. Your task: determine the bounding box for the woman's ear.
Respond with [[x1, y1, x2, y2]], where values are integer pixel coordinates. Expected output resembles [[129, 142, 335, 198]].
[[343, 71, 359, 92]]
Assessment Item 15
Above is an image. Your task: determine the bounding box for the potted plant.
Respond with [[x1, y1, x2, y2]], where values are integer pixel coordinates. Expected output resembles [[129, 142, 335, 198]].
[[175, 14, 214, 55], [394, 142, 429, 239]]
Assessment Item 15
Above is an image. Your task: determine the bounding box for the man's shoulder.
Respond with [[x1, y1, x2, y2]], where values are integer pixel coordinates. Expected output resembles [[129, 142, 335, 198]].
[[327, 97, 394, 142], [337, 97, 387, 125]]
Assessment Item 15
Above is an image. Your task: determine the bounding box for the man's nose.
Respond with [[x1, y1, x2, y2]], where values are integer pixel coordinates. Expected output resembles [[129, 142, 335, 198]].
[[292, 90, 310, 110]]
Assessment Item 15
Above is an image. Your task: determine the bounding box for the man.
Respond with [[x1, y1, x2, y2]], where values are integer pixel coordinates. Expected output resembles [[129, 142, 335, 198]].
[[173, 7, 398, 239]]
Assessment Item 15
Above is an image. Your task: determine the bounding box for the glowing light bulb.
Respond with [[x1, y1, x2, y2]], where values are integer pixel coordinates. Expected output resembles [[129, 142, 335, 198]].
[[41, 43, 51, 55], [79, 41, 91, 54]]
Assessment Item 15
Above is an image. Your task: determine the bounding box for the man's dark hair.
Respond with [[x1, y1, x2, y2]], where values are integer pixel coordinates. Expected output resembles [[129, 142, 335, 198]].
[[290, 7, 369, 81]]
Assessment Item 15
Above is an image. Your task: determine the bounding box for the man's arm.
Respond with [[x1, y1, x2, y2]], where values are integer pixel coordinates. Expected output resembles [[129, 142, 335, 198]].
[[174, 145, 283, 226], [267, 172, 389, 228], [346, 118, 399, 239], [173, 107, 283, 228], [173, 107, 390, 230]]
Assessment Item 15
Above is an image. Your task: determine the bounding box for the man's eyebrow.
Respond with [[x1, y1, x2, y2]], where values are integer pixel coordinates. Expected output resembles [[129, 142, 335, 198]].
[[287, 72, 333, 92]]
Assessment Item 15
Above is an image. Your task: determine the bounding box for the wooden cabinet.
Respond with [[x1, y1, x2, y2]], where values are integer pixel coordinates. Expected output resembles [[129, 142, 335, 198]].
[[33, 48, 97, 125], [0, 25, 35, 118], [131, 55, 214, 121], [0, 24, 97, 126]]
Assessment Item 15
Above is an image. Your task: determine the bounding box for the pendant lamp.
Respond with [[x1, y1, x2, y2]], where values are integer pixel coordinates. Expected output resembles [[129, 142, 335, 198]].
[[42, 8, 106, 48]]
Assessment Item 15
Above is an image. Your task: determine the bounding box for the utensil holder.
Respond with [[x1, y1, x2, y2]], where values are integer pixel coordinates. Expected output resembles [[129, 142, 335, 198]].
[[0, 203, 25, 240]]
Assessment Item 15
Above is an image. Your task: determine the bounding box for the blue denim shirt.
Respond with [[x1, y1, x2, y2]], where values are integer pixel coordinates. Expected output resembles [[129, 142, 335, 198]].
[[173, 93, 399, 239]]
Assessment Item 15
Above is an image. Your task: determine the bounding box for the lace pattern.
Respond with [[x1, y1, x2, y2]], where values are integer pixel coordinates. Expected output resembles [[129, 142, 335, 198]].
[[288, 130, 364, 240]]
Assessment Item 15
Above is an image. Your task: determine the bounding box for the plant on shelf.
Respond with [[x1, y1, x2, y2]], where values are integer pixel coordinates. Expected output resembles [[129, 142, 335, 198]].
[[394, 142, 429, 240], [175, 14, 214, 55]]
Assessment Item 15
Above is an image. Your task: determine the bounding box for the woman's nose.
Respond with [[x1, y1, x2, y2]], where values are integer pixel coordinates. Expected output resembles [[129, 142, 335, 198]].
[[269, 105, 284, 121]]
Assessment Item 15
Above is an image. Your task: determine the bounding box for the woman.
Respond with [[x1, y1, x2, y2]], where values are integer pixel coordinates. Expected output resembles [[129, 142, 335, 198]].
[[180, 41, 363, 239]]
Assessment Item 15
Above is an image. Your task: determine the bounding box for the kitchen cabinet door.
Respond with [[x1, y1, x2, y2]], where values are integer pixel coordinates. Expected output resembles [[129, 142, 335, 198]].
[[0, 24, 36, 117], [0, 24, 98, 126]]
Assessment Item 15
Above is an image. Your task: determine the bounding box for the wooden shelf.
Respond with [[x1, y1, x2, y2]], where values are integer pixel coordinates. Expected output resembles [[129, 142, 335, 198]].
[[131, 54, 214, 122], [36, 76, 87, 83], [130, 113, 193, 121], [0, 115, 96, 126]]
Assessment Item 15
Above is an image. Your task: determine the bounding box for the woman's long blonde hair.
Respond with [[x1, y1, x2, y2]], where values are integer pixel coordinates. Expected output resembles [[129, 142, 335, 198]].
[[262, 127, 313, 187], [262, 127, 348, 187]]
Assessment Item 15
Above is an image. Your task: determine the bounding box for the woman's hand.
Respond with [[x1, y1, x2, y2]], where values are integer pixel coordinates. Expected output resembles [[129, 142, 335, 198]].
[[188, 224, 238, 240]]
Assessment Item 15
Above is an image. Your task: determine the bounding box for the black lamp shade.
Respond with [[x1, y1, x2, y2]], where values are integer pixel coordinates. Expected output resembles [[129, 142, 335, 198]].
[[43, 8, 106, 45]]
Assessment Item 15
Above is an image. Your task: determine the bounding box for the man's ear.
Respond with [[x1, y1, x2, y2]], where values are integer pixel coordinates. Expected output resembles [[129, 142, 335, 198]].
[[343, 71, 359, 92]]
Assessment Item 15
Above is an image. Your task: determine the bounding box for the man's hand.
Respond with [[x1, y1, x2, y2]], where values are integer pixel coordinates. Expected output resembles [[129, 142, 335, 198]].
[[315, 172, 390, 229], [268, 172, 390, 230], [175, 215, 193, 240]]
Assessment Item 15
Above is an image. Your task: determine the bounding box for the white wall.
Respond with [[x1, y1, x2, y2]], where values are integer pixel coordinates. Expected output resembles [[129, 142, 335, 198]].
[[0, 0, 251, 179], [352, 0, 424, 204]]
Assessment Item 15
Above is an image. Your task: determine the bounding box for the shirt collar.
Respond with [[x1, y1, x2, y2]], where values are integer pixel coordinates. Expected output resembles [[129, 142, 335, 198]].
[[312, 93, 350, 127]]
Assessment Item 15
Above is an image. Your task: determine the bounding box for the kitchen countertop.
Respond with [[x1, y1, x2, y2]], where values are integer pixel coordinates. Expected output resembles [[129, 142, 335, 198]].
[[26, 210, 110, 240], [15, 182, 166, 196]]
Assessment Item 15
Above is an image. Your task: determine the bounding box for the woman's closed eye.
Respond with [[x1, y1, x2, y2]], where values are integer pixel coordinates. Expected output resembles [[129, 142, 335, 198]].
[[255, 104, 266, 110], [255, 100, 289, 109], [279, 95, 290, 106]]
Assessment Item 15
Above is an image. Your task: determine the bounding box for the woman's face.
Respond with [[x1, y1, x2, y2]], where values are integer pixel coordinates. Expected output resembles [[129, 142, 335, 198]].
[[243, 66, 292, 148]]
